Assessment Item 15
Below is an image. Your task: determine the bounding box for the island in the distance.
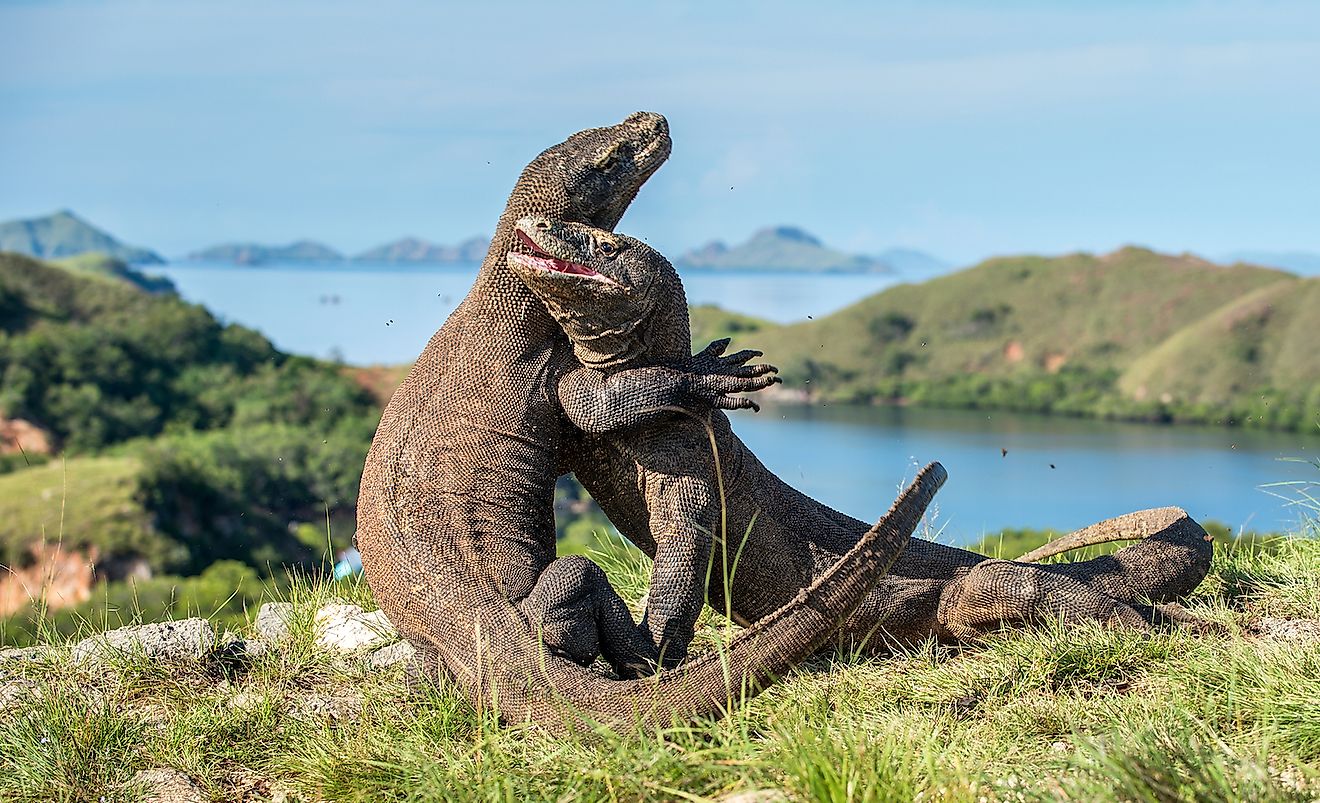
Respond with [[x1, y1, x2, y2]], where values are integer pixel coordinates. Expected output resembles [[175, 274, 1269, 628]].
[[187, 241, 345, 265], [678, 225, 948, 275], [185, 236, 492, 265], [352, 236, 489, 264]]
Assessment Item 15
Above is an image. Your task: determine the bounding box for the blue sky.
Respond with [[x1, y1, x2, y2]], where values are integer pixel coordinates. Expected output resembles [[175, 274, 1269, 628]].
[[2, 1, 1317, 265]]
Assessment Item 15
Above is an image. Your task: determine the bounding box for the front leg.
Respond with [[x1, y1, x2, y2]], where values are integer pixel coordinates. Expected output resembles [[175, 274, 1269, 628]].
[[558, 339, 779, 435]]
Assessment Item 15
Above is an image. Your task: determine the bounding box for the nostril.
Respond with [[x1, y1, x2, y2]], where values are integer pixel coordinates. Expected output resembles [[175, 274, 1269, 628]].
[[534, 220, 551, 230], [626, 111, 668, 136]]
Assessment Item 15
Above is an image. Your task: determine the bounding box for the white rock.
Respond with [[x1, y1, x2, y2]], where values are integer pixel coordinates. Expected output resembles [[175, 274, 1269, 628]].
[[289, 690, 364, 722], [219, 630, 272, 659], [129, 767, 206, 803], [368, 639, 417, 670], [254, 602, 296, 642], [228, 691, 267, 711], [0, 645, 50, 665], [71, 619, 215, 664], [719, 791, 791, 803], [0, 679, 41, 711], [314, 604, 397, 652], [1251, 617, 1320, 643]]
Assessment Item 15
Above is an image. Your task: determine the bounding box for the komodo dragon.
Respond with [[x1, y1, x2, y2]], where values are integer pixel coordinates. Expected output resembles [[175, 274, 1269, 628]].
[[356, 112, 946, 730], [523, 219, 1216, 651]]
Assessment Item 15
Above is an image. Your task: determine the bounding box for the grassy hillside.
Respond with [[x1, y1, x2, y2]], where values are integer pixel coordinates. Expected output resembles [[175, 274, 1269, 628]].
[[731, 247, 1316, 432], [0, 252, 378, 584], [49, 252, 176, 295], [0, 250, 377, 450], [0, 457, 168, 571], [1119, 277, 1320, 430], [689, 303, 774, 348]]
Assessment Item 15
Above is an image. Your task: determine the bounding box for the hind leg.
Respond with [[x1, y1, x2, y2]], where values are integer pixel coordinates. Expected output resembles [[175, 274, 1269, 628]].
[[937, 559, 1152, 640], [639, 475, 716, 669], [518, 555, 660, 679]]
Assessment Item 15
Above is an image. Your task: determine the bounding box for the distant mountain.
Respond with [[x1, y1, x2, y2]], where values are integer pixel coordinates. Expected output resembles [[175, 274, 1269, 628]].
[[1223, 250, 1320, 276], [187, 240, 344, 265], [0, 210, 163, 265], [678, 226, 944, 275], [353, 235, 489, 264]]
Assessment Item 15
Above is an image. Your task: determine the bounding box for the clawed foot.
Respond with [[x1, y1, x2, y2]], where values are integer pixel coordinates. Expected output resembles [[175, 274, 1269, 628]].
[[1136, 601, 1227, 635], [685, 337, 781, 412]]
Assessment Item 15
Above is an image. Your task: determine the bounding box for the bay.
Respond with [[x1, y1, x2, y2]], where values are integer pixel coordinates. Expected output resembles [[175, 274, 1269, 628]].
[[731, 403, 1316, 539], [151, 261, 1317, 538]]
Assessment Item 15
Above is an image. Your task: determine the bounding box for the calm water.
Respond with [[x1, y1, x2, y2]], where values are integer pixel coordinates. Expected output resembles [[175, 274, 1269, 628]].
[[151, 261, 1317, 537], [731, 404, 1316, 539], [157, 261, 897, 365]]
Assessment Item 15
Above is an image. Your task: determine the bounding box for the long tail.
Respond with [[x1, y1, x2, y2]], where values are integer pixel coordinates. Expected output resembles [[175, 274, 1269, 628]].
[[1016, 506, 1214, 604], [456, 462, 946, 733]]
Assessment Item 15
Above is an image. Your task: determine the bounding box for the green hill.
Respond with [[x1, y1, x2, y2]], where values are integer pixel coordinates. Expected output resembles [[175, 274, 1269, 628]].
[[0, 456, 169, 573], [725, 247, 1317, 432], [49, 252, 175, 294], [1118, 277, 1320, 430], [689, 303, 774, 346], [0, 210, 163, 264], [0, 252, 378, 576]]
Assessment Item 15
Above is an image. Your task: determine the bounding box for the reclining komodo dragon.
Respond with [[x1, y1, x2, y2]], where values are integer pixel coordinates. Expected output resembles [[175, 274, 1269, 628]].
[[356, 112, 947, 731], [523, 219, 1215, 657]]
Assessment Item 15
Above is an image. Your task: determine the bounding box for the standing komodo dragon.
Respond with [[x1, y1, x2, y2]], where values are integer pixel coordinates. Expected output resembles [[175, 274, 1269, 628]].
[[526, 219, 1216, 651], [356, 112, 947, 730]]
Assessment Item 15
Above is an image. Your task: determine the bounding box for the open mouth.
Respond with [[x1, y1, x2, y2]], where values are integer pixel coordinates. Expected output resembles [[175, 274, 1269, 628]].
[[512, 230, 612, 281]]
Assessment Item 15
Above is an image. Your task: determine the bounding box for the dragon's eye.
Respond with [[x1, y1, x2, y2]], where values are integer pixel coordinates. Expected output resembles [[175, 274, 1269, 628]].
[[596, 152, 618, 171], [598, 240, 617, 257]]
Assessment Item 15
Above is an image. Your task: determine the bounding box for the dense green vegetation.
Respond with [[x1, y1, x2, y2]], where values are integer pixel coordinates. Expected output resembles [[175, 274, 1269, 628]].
[[0, 252, 375, 450], [712, 247, 1320, 434], [0, 251, 378, 594]]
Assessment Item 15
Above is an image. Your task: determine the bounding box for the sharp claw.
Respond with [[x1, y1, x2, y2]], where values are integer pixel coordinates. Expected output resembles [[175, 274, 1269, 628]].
[[702, 338, 732, 357]]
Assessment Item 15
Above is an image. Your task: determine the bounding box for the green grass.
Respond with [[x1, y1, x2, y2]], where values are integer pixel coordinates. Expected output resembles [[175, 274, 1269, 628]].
[[1, 534, 1317, 801], [0, 455, 171, 570]]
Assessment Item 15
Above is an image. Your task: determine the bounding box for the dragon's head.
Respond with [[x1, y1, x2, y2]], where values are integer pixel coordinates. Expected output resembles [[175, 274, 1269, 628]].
[[508, 215, 683, 369], [508, 112, 672, 232]]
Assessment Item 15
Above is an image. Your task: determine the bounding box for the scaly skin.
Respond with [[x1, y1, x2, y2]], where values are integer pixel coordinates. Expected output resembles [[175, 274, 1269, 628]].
[[536, 221, 1215, 651], [356, 114, 946, 731]]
